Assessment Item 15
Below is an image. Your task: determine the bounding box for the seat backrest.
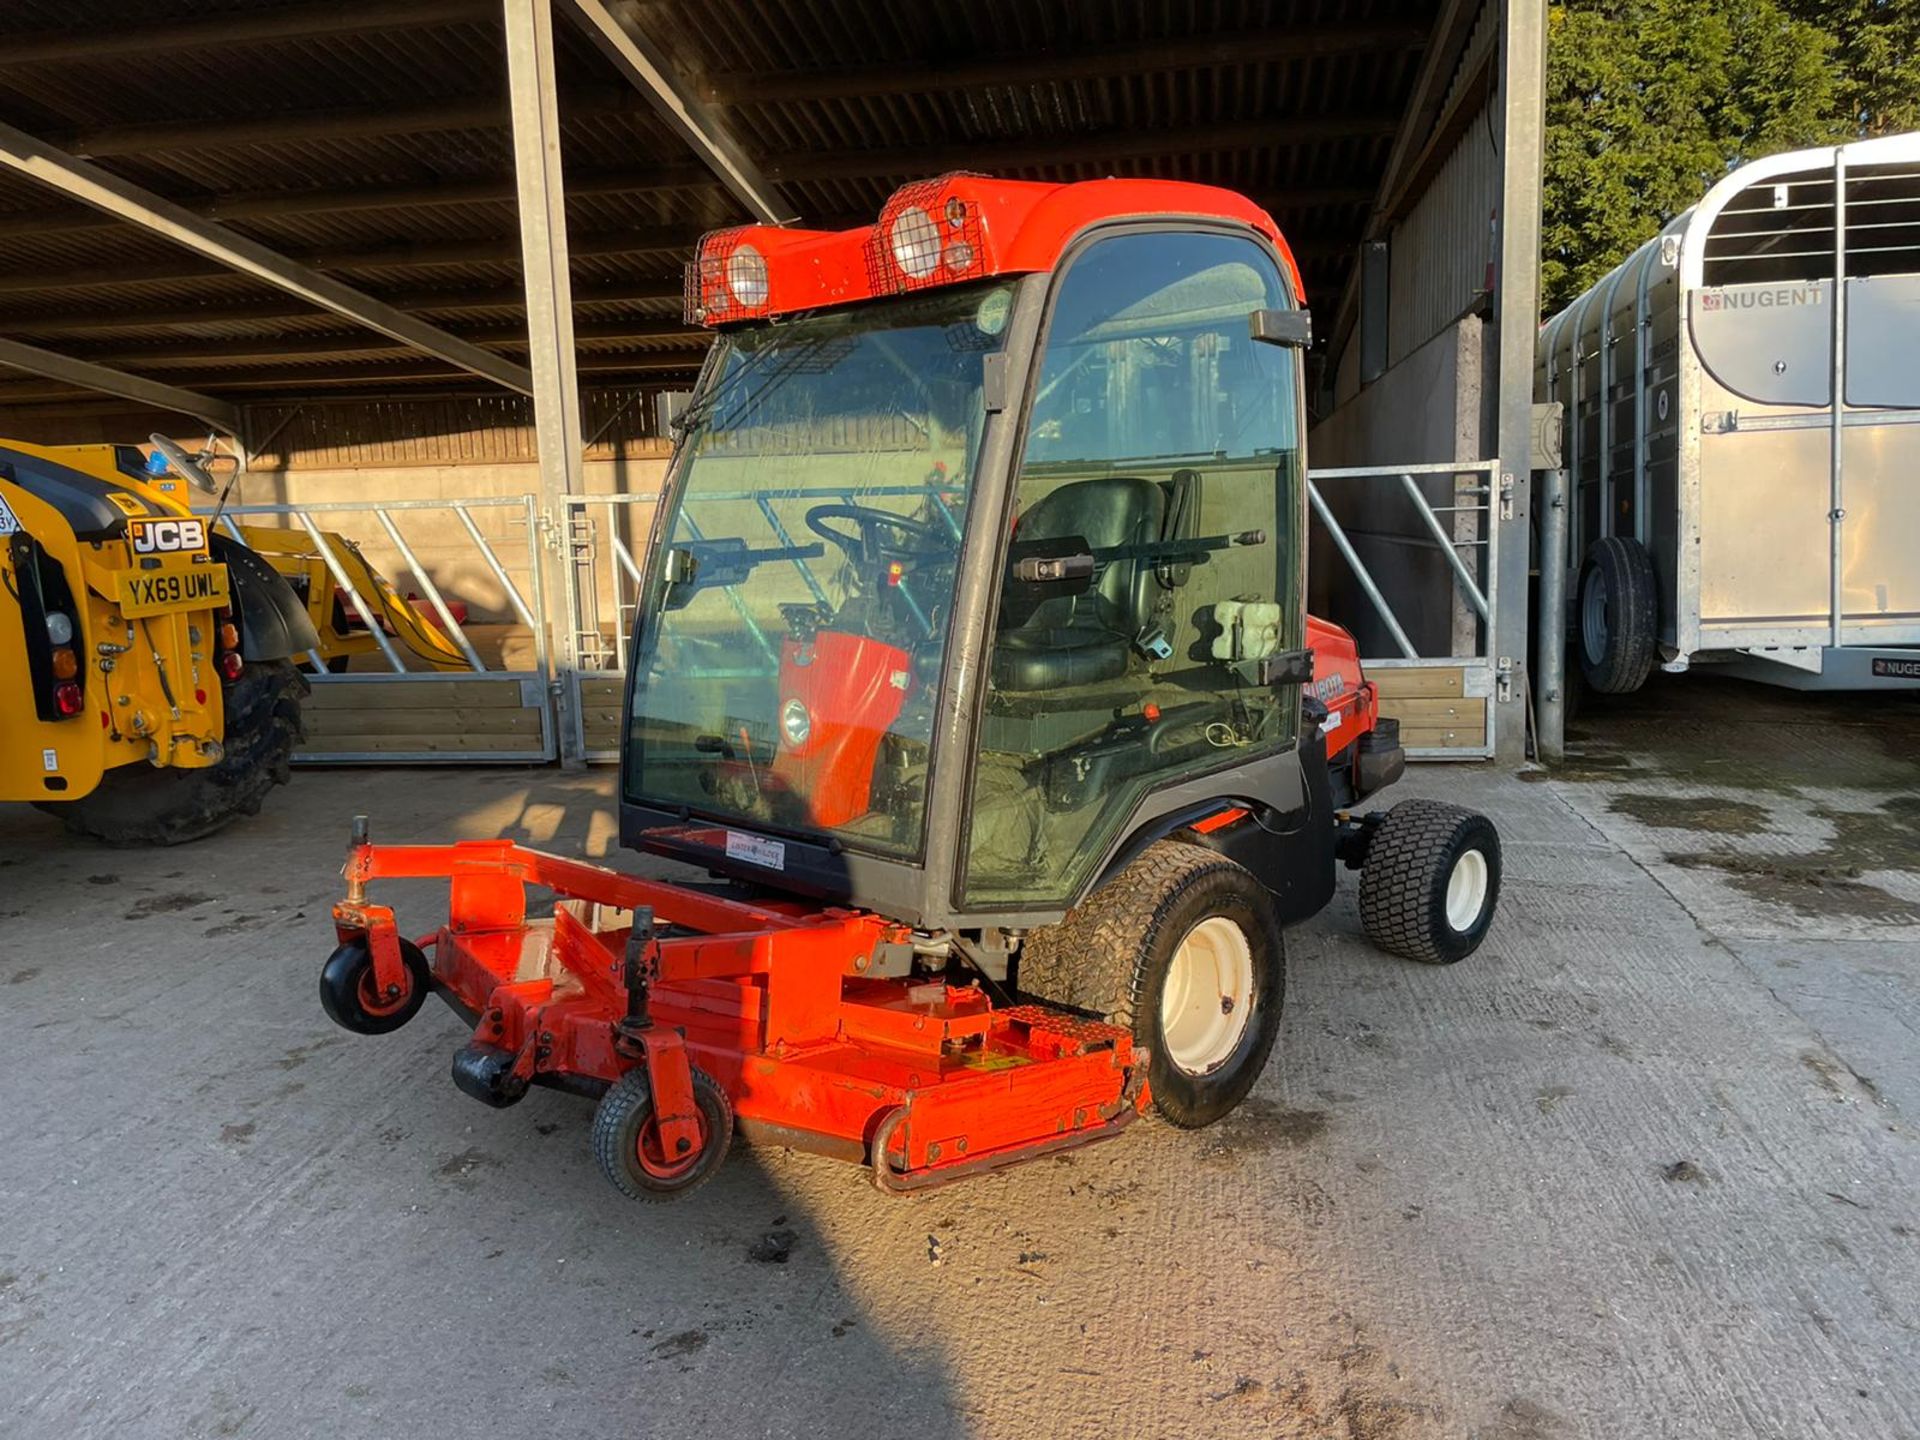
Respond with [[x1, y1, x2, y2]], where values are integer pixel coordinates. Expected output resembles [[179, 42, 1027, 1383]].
[[1011, 475, 1164, 638]]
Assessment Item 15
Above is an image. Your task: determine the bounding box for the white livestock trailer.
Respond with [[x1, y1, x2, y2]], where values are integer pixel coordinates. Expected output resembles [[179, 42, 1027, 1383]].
[[1537, 132, 1920, 694]]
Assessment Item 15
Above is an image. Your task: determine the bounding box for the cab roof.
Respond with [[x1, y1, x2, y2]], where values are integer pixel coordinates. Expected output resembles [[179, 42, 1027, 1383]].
[[684, 174, 1302, 327]]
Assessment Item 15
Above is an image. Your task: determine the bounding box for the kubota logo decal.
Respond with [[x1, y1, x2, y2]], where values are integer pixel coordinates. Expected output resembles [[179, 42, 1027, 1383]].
[[127, 517, 207, 554]]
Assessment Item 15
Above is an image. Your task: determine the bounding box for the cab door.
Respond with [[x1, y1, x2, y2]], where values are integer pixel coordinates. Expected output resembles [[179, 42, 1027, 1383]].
[[961, 228, 1306, 909]]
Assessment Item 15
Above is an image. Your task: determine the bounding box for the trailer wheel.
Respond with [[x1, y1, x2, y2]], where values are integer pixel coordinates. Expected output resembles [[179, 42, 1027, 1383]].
[[318, 936, 432, 1035], [40, 659, 307, 845], [1576, 537, 1658, 694], [592, 1066, 733, 1201], [1359, 801, 1501, 965], [1017, 840, 1284, 1129]]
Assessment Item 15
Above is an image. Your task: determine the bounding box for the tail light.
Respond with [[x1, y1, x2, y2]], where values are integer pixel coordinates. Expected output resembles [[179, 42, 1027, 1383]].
[[52, 681, 83, 717], [50, 646, 78, 680], [215, 606, 243, 682]]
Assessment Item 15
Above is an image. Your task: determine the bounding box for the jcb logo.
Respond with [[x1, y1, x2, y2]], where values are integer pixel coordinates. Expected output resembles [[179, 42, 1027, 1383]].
[[128, 517, 207, 554]]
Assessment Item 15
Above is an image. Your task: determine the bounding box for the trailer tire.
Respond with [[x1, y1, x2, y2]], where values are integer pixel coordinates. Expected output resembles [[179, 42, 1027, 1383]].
[[318, 936, 432, 1035], [1358, 801, 1500, 964], [40, 659, 307, 845], [1576, 537, 1658, 694], [1016, 840, 1284, 1129], [593, 1065, 733, 1201]]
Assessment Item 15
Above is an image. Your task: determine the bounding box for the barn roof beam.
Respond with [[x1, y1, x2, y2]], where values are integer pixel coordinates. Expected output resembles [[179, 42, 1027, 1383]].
[[0, 337, 239, 431], [0, 280, 684, 335], [557, 0, 792, 224], [0, 0, 492, 67], [702, 24, 1430, 103], [77, 325, 701, 369], [0, 120, 532, 394]]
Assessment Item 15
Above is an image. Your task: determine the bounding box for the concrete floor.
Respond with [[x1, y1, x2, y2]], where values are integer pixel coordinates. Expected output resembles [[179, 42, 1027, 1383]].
[[2, 676, 1916, 1440]]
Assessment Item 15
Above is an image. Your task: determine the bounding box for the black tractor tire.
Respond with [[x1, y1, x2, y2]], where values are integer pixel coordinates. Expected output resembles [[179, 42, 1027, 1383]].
[[1358, 800, 1501, 965], [319, 936, 433, 1035], [1016, 840, 1285, 1129], [42, 659, 307, 846], [592, 1065, 734, 1201], [1576, 536, 1658, 695]]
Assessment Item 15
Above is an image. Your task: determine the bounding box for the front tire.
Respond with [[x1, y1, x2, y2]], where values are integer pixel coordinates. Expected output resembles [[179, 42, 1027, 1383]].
[[43, 659, 307, 845], [1359, 801, 1501, 964], [1016, 841, 1285, 1129]]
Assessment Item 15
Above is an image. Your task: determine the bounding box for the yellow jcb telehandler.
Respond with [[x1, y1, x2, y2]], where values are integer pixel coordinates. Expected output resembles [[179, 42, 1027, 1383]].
[[0, 438, 316, 844]]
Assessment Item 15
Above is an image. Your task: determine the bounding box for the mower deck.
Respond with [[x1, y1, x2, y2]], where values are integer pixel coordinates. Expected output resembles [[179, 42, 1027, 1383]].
[[331, 837, 1147, 1194]]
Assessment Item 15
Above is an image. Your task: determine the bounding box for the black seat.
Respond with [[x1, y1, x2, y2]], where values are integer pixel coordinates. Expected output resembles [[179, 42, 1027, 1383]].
[[990, 476, 1166, 692]]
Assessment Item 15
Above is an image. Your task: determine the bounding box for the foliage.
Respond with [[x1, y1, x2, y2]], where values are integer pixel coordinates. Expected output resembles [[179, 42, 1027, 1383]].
[[1542, 0, 1845, 309], [1541, 0, 1918, 310]]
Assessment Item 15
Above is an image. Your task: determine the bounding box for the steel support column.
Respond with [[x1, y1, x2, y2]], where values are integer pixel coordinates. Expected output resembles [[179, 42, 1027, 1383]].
[[0, 337, 239, 433], [503, 0, 589, 767], [1491, 0, 1548, 764]]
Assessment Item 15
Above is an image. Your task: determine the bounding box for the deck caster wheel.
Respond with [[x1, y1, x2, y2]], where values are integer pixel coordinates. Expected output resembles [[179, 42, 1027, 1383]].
[[319, 936, 431, 1035], [1359, 800, 1501, 965], [591, 1065, 733, 1201]]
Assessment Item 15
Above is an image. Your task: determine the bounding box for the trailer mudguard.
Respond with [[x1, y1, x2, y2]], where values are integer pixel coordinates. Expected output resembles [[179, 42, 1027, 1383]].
[[211, 532, 320, 662]]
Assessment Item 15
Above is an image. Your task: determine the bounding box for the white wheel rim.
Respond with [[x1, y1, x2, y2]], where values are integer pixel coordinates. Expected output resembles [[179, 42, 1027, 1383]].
[[1444, 849, 1489, 932], [1160, 916, 1255, 1076]]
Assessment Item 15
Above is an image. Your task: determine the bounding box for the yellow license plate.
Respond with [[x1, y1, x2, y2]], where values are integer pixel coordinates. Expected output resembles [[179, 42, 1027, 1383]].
[[118, 564, 230, 616]]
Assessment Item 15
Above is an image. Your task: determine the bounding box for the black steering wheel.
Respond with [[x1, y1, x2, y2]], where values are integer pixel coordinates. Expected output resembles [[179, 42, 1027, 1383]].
[[804, 503, 949, 565]]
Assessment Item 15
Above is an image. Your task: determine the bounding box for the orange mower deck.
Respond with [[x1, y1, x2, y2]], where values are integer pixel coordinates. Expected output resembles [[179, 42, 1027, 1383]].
[[329, 833, 1149, 1194]]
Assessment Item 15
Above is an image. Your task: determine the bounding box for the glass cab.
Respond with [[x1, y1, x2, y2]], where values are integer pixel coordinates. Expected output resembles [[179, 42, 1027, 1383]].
[[623, 226, 1304, 923]]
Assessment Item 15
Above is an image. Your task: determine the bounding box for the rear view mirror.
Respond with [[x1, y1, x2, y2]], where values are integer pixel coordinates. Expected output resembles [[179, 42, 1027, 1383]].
[[1249, 308, 1312, 349]]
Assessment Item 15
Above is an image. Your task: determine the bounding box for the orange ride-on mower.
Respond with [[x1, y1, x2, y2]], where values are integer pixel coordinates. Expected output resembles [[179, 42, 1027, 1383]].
[[320, 176, 1502, 1198]]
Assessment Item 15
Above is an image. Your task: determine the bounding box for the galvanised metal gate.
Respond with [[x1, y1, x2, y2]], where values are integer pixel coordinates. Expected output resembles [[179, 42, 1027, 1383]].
[[203, 496, 558, 764], [559, 462, 1499, 765]]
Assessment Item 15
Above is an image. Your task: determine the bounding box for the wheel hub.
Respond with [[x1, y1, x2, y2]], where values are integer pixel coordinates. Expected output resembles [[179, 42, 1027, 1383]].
[[1160, 916, 1255, 1076], [1444, 849, 1489, 932]]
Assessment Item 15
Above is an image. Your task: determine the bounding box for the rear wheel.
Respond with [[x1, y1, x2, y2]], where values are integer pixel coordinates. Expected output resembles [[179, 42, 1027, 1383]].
[[1016, 840, 1285, 1129], [42, 659, 306, 845], [1359, 800, 1501, 964], [1577, 537, 1658, 695], [592, 1066, 734, 1201]]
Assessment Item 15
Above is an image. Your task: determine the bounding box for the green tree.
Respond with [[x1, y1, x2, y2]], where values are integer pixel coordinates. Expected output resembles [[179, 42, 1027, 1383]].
[[1792, 0, 1920, 135], [1542, 0, 1845, 310]]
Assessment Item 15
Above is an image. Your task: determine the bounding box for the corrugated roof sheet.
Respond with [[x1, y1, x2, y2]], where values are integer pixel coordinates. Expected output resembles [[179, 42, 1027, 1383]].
[[0, 0, 1450, 424]]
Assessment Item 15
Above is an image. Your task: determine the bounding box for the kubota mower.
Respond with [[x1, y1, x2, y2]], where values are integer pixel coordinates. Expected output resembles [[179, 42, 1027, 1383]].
[[320, 175, 1502, 1198]]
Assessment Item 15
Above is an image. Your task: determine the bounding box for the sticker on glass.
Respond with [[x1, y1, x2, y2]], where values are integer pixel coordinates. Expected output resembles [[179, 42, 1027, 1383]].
[[975, 289, 1012, 336], [725, 830, 786, 870]]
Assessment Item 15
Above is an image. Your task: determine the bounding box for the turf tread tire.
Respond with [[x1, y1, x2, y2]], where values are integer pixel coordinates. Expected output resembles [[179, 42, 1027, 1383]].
[[45, 660, 307, 846], [592, 1066, 734, 1202], [1016, 840, 1285, 1129], [1577, 536, 1658, 695], [1358, 800, 1501, 965]]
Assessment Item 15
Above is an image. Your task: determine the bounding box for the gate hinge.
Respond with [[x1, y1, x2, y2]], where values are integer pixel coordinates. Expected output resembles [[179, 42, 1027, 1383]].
[[1498, 472, 1517, 522], [1496, 655, 1517, 704]]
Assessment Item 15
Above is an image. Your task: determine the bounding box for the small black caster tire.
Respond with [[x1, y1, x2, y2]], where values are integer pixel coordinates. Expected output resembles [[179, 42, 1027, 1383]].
[[1359, 800, 1501, 965], [319, 936, 432, 1035], [592, 1065, 733, 1201]]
